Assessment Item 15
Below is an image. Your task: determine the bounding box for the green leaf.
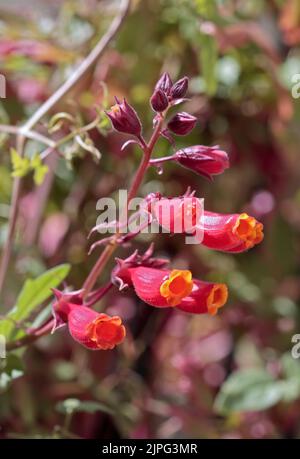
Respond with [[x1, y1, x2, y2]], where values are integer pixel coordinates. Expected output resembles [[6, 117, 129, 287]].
[[0, 353, 24, 391], [194, 0, 217, 19], [31, 154, 49, 185], [34, 164, 48, 185], [56, 398, 114, 416], [214, 369, 284, 415], [280, 354, 300, 402], [0, 264, 70, 340], [279, 379, 300, 403], [10, 148, 31, 178], [10, 149, 49, 185], [281, 353, 300, 380]]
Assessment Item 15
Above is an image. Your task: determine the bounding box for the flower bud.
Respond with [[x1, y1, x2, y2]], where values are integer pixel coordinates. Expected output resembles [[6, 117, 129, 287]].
[[150, 89, 169, 112], [167, 112, 197, 135], [174, 145, 229, 179], [155, 72, 173, 95], [170, 76, 189, 100], [106, 97, 142, 137]]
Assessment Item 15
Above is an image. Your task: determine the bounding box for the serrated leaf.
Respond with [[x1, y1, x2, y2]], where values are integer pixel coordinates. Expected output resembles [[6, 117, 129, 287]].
[[10, 148, 31, 178], [214, 369, 284, 415], [10, 149, 49, 185], [30, 154, 49, 185], [30, 153, 42, 169], [0, 264, 70, 341], [34, 164, 49, 185], [56, 398, 114, 415]]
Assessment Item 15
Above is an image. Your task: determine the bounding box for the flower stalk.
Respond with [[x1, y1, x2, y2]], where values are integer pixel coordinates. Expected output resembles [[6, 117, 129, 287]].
[[4, 68, 264, 354], [82, 114, 165, 297]]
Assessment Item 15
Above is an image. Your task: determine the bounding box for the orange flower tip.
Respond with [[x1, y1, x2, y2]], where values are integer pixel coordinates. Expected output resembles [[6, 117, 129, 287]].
[[207, 284, 228, 316], [234, 213, 264, 249], [86, 314, 126, 350], [111, 103, 120, 114], [160, 269, 193, 306]]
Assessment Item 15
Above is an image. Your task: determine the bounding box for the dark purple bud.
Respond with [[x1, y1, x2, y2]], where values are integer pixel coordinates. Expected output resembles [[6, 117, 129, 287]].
[[174, 145, 229, 179], [150, 89, 169, 112], [106, 97, 142, 137], [155, 72, 173, 95], [171, 77, 189, 100], [167, 112, 197, 136]]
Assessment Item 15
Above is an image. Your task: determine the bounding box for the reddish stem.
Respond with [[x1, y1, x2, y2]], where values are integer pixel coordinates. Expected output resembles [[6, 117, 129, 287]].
[[149, 155, 174, 166], [6, 96, 164, 350], [82, 115, 164, 297]]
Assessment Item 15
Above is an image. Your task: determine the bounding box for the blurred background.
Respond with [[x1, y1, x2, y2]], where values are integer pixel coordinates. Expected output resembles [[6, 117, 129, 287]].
[[0, 0, 300, 439]]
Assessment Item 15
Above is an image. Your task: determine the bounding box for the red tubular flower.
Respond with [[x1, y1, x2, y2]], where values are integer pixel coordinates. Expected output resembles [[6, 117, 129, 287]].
[[68, 307, 125, 350], [177, 280, 228, 316], [52, 292, 125, 350], [202, 211, 264, 252], [152, 196, 203, 233], [106, 97, 142, 137], [147, 192, 263, 252], [174, 145, 229, 179], [117, 266, 228, 315], [130, 267, 193, 307], [167, 112, 197, 135]]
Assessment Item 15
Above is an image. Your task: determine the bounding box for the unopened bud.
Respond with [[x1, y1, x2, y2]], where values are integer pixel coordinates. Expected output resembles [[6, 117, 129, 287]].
[[106, 97, 142, 137], [155, 72, 173, 95], [150, 89, 169, 112], [167, 112, 197, 135], [170, 77, 189, 100]]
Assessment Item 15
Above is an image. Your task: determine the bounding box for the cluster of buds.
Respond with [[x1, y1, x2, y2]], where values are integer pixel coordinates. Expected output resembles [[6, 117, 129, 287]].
[[151, 73, 197, 136], [150, 73, 189, 112], [106, 72, 197, 142], [51, 73, 264, 352]]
